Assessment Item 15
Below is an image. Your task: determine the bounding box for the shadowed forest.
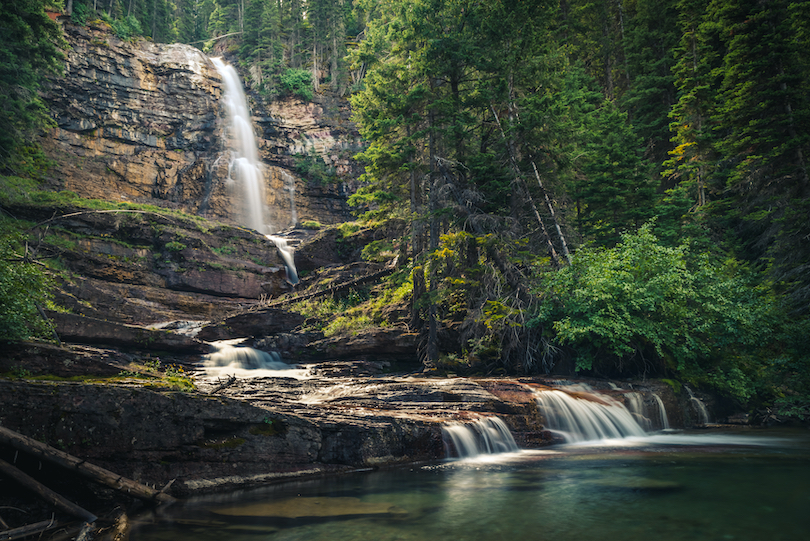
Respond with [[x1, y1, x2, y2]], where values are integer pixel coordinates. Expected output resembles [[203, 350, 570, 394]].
[[2, 0, 809, 417]]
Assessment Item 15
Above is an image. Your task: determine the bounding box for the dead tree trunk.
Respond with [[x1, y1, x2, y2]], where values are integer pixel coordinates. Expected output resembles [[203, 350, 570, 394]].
[[0, 425, 174, 504], [0, 519, 64, 541], [491, 106, 560, 267], [0, 458, 96, 522]]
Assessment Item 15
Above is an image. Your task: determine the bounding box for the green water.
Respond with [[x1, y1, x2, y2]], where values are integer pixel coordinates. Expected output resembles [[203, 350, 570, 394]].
[[131, 430, 810, 541]]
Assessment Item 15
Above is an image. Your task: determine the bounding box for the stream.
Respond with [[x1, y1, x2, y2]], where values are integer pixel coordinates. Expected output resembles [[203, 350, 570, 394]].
[[129, 428, 810, 541]]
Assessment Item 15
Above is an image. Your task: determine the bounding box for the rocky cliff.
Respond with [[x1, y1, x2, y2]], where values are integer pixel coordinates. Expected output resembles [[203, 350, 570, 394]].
[[40, 21, 360, 230]]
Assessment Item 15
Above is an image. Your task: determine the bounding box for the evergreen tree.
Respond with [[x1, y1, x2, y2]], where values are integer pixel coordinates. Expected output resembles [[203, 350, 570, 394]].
[[0, 0, 66, 174], [620, 0, 679, 168]]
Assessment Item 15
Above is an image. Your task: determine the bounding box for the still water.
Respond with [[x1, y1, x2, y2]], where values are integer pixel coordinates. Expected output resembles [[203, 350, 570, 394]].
[[131, 430, 810, 541]]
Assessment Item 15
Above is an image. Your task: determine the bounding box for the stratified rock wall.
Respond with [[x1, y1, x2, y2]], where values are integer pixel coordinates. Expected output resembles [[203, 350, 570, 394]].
[[42, 22, 221, 211], [40, 21, 357, 229]]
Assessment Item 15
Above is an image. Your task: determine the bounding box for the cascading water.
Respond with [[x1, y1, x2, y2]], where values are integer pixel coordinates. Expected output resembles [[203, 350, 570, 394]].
[[625, 392, 651, 430], [624, 391, 670, 431], [534, 385, 648, 443], [685, 385, 710, 425], [212, 57, 299, 285], [442, 417, 520, 459], [651, 393, 671, 429], [205, 342, 289, 370]]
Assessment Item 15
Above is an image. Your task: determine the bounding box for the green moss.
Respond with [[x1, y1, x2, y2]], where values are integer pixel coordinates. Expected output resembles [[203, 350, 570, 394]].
[[200, 437, 246, 449], [660, 378, 682, 395], [249, 418, 281, 436], [165, 241, 186, 252]]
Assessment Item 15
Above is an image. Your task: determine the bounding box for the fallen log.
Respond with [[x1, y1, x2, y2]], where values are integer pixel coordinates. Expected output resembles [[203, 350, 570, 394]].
[[0, 425, 174, 504], [0, 458, 95, 522], [0, 518, 62, 541]]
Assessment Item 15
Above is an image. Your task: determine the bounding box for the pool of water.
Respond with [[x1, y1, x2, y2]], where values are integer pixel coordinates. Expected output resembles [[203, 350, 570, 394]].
[[130, 429, 810, 541]]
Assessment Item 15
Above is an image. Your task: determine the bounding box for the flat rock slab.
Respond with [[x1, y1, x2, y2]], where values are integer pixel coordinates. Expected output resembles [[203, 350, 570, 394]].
[[49, 312, 209, 353]]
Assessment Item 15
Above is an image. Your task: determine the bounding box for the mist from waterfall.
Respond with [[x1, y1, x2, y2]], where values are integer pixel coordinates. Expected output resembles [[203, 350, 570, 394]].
[[212, 57, 299, 285]]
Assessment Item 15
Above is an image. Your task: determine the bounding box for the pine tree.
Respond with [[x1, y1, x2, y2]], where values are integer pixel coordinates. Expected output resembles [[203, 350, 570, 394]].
[[0, 0, 66, 173]]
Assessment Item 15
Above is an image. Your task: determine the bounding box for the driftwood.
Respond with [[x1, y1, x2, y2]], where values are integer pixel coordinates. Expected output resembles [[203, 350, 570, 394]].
[[0, 459, 96, 522], [0, 425, 174, 504], [0, 518, 63, 541], [209, 375, 237, 394]]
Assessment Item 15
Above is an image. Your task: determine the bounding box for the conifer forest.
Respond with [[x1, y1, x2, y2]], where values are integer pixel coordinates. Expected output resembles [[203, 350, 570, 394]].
[[2, 0, 809, 417]]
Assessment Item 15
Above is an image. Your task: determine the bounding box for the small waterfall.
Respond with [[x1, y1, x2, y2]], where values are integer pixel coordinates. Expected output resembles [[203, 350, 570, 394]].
[[685, 386, 710, 425], [204, 343, 289, 370], [443, 417, 520, 459], [212, 57, 299, 283], [535, 385, 647, 443], [651, 393, 671, 429], [624, 392, 651, 430], [267, 235, 299, 285]]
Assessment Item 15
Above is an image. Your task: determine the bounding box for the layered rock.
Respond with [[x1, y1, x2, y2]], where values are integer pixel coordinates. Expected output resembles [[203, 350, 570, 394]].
[[6, 200, 292, 325], [40, 21, 358, 230]]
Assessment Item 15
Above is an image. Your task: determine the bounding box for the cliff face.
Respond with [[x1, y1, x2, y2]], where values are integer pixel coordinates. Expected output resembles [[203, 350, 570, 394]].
[[40, 21, 359, 229]]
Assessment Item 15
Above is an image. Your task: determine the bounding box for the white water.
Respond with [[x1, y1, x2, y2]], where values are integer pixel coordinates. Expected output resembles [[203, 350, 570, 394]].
[[652, 392, 671, 429], [201, 339, 310, 379], [625, 392, 651, 430], [443, 417, 520, 459], [212, 57, 299, 284], [685, 385, 710, 425], [623, 391, 670, 431], [535, 385, 648, 443]]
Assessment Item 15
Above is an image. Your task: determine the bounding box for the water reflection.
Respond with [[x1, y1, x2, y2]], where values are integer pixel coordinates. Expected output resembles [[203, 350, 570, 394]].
[[131, 430, 810, 541]]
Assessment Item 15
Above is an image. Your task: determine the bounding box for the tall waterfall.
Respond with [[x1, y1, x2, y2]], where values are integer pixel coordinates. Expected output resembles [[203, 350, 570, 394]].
[[212, 58, 299, 284], [535, 385, 648, 443], [443, 417, 520, 459]]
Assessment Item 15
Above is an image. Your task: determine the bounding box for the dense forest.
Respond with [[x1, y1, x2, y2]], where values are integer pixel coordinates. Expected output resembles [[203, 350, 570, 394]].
[[1, 0, 809, 417]]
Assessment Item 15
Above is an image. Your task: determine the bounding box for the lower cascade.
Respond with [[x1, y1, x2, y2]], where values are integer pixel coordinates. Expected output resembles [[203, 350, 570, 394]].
[[204, 342, 289, 370], [534, 385, 649, 443], [442, 417, 520, 458], [686, 385, 711, 425]]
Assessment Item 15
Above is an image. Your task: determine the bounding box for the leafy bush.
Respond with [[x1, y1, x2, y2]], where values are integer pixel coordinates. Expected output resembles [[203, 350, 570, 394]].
[[532, 223, 775, 377], [279, 68, 313, 101], [100, 13, 143, 41], [0, 222, 53, 342], [165, 241, 186, 252]]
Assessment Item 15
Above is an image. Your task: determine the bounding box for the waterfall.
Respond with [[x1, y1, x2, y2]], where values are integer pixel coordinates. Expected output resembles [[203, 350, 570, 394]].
[[212, 57, 299, 284], [624, 392, 652, 430], [652, 393, 671, 429], [624, 391, 670, 431], [443, 417, 520, 459], [535, 385, 648, 443], [204, 342, 289, 370], [685, 386, 710, 425]]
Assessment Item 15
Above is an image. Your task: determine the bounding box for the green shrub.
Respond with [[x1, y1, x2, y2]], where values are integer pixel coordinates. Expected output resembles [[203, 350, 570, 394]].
[[279, 68, 313, 101], [165, 241, 186, 252], [0, 222, 53, 342], [532, 223, 776, 378]]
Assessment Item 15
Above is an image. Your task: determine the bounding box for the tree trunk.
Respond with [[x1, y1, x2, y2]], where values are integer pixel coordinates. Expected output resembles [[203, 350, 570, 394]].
[[0, 458, 97, 522], [491, 106, 560, 267], [0, 425, 175, 504], [0, 519, 65, 541]]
